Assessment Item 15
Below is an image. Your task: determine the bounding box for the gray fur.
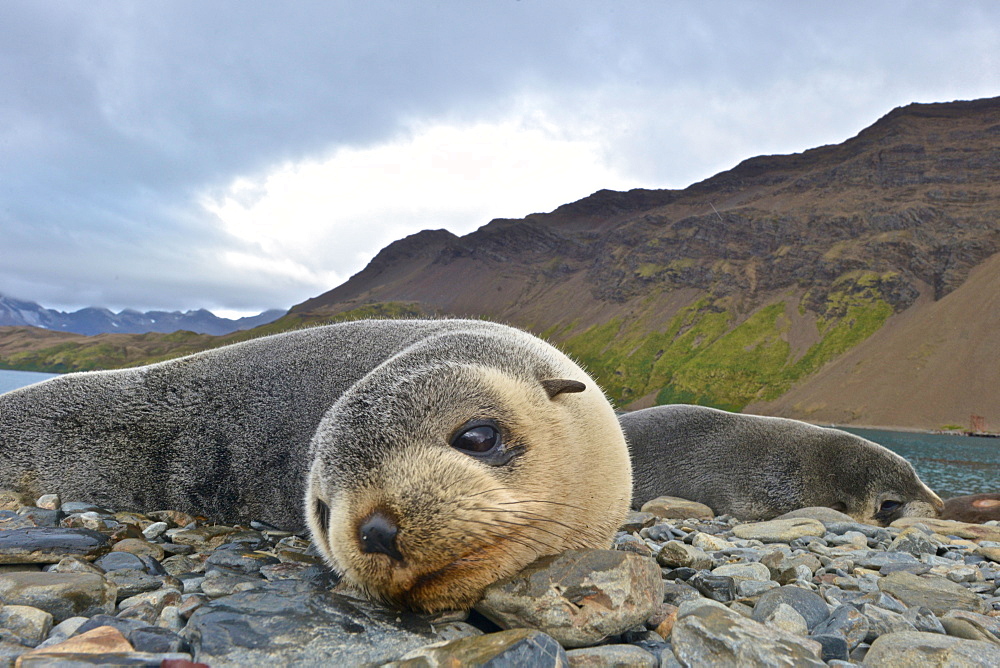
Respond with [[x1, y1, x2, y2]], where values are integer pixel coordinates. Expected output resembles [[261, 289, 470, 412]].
[[0, 319, 587, 530], [621, 404, 943, 524]]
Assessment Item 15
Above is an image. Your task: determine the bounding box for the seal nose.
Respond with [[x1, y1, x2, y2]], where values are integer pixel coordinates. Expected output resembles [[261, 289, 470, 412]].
[[358, 511, 404, 561]]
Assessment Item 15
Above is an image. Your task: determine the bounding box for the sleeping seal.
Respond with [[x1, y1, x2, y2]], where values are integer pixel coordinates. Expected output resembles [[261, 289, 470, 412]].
[[0, 319, 632, 611], [621, 404, 943, 526]]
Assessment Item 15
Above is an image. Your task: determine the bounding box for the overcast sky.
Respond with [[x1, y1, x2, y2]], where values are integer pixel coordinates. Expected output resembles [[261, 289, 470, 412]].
[[2, 2, 998, 317]]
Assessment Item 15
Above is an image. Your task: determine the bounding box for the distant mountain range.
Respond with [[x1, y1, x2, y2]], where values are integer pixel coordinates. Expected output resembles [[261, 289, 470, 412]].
[[2, 96, 998, 431], [0, 294, 284, 336]]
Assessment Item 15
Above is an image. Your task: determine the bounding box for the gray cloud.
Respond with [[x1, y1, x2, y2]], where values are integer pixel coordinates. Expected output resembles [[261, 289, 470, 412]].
[[2, 1, 998, 314]]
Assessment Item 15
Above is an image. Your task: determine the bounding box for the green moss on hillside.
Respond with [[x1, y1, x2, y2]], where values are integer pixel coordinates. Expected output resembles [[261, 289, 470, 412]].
[[557, 277, 893, 411]]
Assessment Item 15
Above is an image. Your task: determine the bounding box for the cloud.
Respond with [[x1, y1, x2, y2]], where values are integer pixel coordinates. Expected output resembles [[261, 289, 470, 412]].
[[1, 1, 997, 315]]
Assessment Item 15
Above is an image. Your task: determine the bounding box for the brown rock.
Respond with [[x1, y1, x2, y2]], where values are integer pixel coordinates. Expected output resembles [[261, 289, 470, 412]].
[[877, 571, 991, 616], [890, 517, 1000, 542], [112, 538, 165, 561], [640, 496, 715, 521], [476, 549, 664, 648]]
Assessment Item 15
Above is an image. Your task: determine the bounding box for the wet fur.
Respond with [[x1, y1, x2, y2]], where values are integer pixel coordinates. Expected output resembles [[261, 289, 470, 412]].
[[621, 404, 943, 525]]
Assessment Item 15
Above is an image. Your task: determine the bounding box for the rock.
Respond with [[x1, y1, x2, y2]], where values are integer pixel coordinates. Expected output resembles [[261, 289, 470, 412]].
[[891, 518, 1000, 542], [671, 599, 824, 667], [752, 586, 831, 631], [620, 511, 657, 533], [656, 541, 712, 569], [877, 570, 991, 615], [74, 613, 150, 639], [860, 604, 916, 642], [476, 549, 664, 649], [388, 629, 569, 667], [0, 604, 53, 647], [732, 518, 826, 543], [775, 507, 857, 524], [940, 610, 1000, 645], [182, 580, 445, 666], [95, 551, 146, 572], [200, 571, 264, 598], [35, 495, 60, 511], [765, 603, 809, 636], [812, 605, 869, 649], [147, 510, 197, 528], [0, 572, 116, 622], [565, 643, 658, 667], [128, 625, 190, 654], [712, 562, 771, 582], [689, 574, 737, 603], [662, 582, 703, 607], [142, 522, 169, 541], [112, 538, 166, 561], [862, 630, 1000, 666], [640, 496, 715, 521], [16, 625, 132, 659], [34, 616, 88, 648], [811, 633, 850, 662], [119, 588, 182, 615], [762, 551, 822, 580], [170, 526, 241, 550], [0, 527, 109, 564], [903, 606, 946, 634], [205, 549, 280, 575], [689, 532, 732, 552], [887, 527, 938, 557], [104, 569, 165, 599]]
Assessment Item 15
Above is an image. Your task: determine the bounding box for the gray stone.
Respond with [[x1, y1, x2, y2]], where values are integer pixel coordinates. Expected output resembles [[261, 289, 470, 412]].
[[887, 527, 938, 557], [860, 604, 916, 643], [566, 643, 658, 667], [732, 518, 826, 543], [200, 571, 265, 598], [689, 574, 736, 602], [0, 604, 53, 647], [812, 633, 850, 662], [205, 549, 280, 575], [712, 562, 771, 581], [0, 572, 116, 622], [390, 629, 568, 667], [182, 580, 447, 666], [672, 599, 824, 667], [104, 569, 165, 600], [765, 603, 809, 636], [903, 606, 945, 634], [862, 630, 1000, 666], [812, 605, 869, 649], [128, 625, 189, 654], [853, 551, 919, 570], [476, 549, 663, 649], [878, 570, 991, 615], [94, 551, 146, 572], [662, 582, 703, 607], [0, 527, 109, 564], [34, 616, 88, 648], [752, 586, 830, 631], [656, 541, 712, 570]]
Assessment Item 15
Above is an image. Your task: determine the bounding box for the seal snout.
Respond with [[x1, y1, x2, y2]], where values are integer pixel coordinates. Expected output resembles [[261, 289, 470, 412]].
[[358, 510, 404, 562]]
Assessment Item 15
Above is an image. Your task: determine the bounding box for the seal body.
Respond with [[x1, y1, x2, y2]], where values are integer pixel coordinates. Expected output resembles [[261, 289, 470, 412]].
[[0, 319, 632, 611], [942, 493, 1000, 523], [621, 404, 943, 525]]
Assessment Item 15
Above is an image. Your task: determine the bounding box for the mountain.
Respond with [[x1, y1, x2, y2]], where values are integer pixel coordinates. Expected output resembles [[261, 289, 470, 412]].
[[2, 97, 998, 430], [0, 294, 285, 336], [289, 97, 1000, 430]]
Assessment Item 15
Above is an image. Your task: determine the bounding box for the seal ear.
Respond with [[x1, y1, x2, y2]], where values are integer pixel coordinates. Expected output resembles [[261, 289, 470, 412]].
[[541, 379, 586, 399]]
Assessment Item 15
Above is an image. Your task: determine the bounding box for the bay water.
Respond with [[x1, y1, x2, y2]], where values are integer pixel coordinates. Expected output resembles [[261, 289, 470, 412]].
[[1, 368, 995, 499]]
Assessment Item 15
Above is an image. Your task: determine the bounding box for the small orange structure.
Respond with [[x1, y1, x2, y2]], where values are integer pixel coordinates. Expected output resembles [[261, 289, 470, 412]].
[[970, 414, 986, 433]]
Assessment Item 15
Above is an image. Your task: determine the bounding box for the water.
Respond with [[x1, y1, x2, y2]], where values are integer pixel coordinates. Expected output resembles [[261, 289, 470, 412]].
[[0, 369, 60, 395], [841, 426, 999, 499]]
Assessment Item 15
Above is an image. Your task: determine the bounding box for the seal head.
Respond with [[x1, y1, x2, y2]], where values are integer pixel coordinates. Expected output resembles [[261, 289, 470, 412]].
[[307, 341, 630, 612]]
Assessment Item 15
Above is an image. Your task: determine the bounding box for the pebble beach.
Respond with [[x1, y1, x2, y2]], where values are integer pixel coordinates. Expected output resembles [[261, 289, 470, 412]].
[[2, 491, 1000, 666]]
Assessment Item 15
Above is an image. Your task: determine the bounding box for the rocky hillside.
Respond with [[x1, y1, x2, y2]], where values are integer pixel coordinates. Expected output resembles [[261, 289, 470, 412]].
[[0, 294, 284, 336], [290, 97, 1000, 429], [3, 97, 998, 430]]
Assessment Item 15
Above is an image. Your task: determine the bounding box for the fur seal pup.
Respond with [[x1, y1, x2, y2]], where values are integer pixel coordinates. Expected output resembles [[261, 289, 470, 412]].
[[620, 404, 943, 525], [0, 319, 632, 611], [942, 493, 1000, 523]]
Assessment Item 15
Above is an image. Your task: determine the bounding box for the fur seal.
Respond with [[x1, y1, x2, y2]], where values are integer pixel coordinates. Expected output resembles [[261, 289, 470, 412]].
[[942, 493, 1000, 523], [620, 404, 943, 525], [0, 319, 632, 611]]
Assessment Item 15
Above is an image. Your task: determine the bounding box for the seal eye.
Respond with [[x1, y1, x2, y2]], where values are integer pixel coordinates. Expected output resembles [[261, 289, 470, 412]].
[[879, 500, 902, 514], [451, 425, 500, 454]]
